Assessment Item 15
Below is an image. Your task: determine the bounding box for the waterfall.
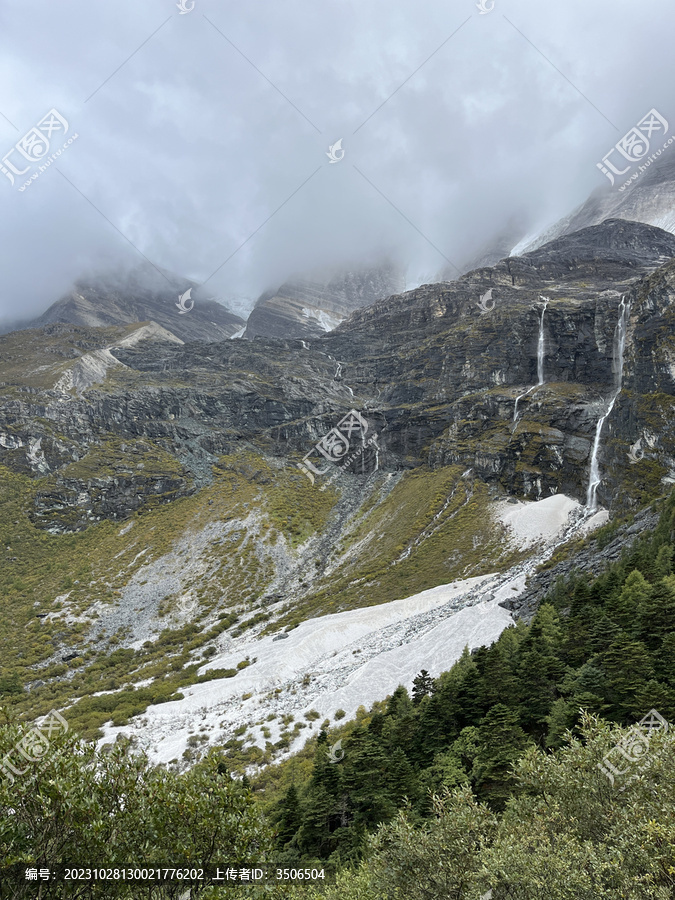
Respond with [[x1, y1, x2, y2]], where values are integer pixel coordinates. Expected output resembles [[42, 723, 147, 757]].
[[586, 296, 631, 510], [513, 384, 536, 424], [537, 298, 549, 386], [513, 298, 549, 426]]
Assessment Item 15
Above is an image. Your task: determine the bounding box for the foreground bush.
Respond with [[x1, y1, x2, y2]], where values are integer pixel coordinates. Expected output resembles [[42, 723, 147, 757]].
[[304, 715, 675, 899], [0, 712, 283, 899]]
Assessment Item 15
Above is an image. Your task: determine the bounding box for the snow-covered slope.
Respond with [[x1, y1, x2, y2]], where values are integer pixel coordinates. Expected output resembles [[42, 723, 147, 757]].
[[99, 494, 606, 767]]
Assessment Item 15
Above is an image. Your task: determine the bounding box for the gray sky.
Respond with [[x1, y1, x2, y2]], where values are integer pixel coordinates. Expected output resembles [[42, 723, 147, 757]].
[[0, 0, 673, 325]]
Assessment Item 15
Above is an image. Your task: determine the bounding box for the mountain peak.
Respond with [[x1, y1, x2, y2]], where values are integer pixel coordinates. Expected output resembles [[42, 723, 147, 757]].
[[29, 264, 245, 343]]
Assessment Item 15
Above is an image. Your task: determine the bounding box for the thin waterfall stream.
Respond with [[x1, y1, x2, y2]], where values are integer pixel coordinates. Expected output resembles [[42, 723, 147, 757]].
[[586, 296, 631, 510], [513, 297, 549, 426], [537, 298, 549, 386]]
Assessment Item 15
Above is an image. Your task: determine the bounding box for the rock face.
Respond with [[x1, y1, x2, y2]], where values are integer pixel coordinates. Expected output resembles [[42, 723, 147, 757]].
[[243, 262, 405, 339], [2, 218, 675, 531], [32, 437, 195, 533], [514, 151, 675, 254], [31, 263, 246, 343]]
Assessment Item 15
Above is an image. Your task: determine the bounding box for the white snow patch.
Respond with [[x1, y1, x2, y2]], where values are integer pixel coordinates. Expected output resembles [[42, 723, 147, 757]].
[[98, 494, 608, 768], [301, 307, 343, 332], [99, 575, 504, 764], [54, 322, 182, 394], [495, 494, 581, 550], [115, 322, 183, 348]]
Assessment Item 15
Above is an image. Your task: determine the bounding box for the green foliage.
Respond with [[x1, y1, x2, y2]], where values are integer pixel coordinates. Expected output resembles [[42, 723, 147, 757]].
[[262, 490, 675, 877], [0, 722, 276, 898], [305, 715, 675, 899]]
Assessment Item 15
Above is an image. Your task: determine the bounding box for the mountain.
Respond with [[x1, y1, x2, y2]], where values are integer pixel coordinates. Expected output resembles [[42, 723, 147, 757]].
[[243, 261, 405, 339], [513, 151, 675, 255], [442, 214, 531, 278], [30, 263, 246, 343], [1, 214, 675, 788]]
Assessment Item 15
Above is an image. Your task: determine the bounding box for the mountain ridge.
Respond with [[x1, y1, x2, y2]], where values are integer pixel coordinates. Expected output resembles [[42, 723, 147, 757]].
[[29, 263, 245, 344]]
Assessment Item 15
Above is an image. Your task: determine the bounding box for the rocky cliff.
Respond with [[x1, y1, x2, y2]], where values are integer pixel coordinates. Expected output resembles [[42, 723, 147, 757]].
[[3, 214, 675, 757], [2, 219, 675, 534], [514, 151, 675, 254], [243, 262, 405, 339]]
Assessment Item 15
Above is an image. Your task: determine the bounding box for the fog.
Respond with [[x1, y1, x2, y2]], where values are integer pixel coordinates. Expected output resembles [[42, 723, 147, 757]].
[[0, 0, 672, 325]]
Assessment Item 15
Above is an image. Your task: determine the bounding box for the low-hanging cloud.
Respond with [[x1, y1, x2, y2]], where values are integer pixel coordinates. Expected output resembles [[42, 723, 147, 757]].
[[0, 0, 672, 327]]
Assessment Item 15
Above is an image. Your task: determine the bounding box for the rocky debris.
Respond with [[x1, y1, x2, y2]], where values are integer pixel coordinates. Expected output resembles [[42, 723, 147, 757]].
[[501, 504, 661, 620], [98, 493, 606, 766]]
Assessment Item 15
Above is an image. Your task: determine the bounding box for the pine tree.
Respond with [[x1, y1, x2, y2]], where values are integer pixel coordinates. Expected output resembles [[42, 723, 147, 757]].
[[275, 784, 303, 848], [517, 606, 565, 733], [606, 568, 650, 632], [638, 575, 675, 649], [412, 669, 435, 705], [296, 740, 345, 859], [655, 632, 675, 687], [601, 634, 654, 719], [478, 642, 519, 710], [654, 544, 673, 577], [545, 697, 577, 749], [339, 730, 396, 845], [471, 704, 529, 810], [417, 749, 469, 814], [386, 746, 419, 807]]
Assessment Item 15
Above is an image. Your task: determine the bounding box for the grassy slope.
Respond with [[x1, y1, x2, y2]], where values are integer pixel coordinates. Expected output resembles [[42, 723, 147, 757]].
[[0, 448, 527, 742]]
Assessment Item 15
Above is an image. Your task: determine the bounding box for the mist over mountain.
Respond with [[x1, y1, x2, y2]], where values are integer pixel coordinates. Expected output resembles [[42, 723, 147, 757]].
[[512, 151, 675, 256], [3, 3, 675, 895], [29, 263, 245, 343], [244, 261, 405, 339]]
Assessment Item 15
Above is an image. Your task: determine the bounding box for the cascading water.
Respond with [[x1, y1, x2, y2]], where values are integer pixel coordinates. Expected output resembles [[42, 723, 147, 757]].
[[537, 298, 549, 386], [513, 385, 535, 424], [586, 296, 631, 510], [513, 297, 549, 426]]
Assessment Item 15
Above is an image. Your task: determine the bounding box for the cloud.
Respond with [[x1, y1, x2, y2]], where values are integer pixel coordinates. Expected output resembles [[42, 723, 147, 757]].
[[0, 0, 672, 326]]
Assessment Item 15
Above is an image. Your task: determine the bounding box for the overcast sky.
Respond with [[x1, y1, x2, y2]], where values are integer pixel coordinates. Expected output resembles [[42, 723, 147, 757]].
[[0, 0, 672, 325]]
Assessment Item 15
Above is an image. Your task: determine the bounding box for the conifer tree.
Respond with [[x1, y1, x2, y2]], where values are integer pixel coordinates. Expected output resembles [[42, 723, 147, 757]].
[[601, 634, 654, 719], [275, 783, 303, 848], [471, 704, 528, 809], [412, 669, 435, 705], [606, 568, 650, 632]]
